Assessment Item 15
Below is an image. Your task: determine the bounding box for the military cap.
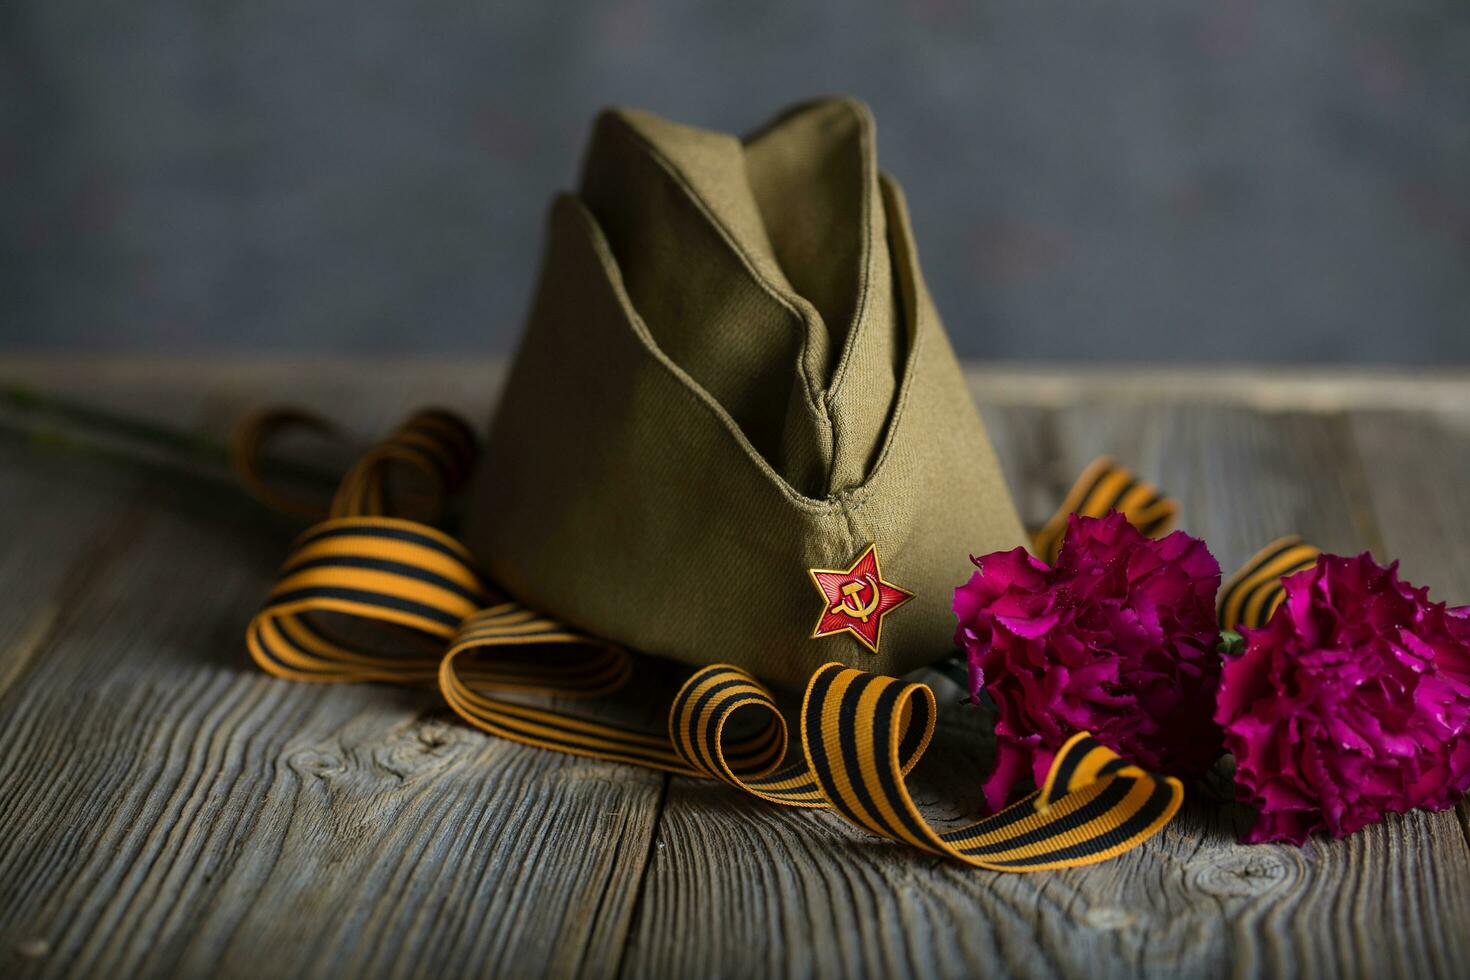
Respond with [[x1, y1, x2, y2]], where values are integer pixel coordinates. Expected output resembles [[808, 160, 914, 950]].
[[461, 97, 1027, 686]]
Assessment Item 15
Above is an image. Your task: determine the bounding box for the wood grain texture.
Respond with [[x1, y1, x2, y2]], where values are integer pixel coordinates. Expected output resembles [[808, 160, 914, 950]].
[[0, 378, 664, 980], [1, 359, 1468, 979]]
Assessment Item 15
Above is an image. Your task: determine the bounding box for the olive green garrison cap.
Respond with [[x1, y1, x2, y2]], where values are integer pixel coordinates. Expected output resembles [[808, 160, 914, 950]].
[[461, 97, 1026, 687]]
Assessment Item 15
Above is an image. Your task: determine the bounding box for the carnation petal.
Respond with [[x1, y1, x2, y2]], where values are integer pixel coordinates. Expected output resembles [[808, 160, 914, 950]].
[[995, 610, 1063, 639]]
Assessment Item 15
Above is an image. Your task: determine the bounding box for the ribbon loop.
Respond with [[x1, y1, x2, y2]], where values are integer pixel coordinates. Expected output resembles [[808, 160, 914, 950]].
[[231, 407, 344, 518], [798, 664, 1183, 869], [670, 665, 791, 786], [247, 516, 489, 683], [331, 408, 479, 521]]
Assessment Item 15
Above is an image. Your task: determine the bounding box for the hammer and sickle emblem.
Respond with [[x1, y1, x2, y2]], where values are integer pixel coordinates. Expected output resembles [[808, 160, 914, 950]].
[[809, 545, 913, 652], [831, 574, 882, 623]]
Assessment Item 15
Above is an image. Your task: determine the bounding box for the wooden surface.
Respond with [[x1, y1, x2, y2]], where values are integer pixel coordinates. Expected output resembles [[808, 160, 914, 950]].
[[1, 358, 1468, 980]]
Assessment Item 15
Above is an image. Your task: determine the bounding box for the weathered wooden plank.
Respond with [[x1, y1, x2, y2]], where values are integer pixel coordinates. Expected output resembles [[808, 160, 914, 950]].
[[617, 399, 1470, 980], [0, 379, 664, 979]]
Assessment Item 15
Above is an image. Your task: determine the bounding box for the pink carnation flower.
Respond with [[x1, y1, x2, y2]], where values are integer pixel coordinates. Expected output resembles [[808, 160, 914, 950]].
[[1215, 554, 1470, 844], [955, 512, 1223, 812]]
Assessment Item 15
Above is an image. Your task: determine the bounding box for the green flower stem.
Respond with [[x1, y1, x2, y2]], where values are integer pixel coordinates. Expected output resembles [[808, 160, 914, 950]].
[[0, 384, 341, 494]]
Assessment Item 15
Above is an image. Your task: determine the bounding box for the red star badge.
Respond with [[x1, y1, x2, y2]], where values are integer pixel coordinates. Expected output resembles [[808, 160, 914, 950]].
[[808, 544, 914, 653]]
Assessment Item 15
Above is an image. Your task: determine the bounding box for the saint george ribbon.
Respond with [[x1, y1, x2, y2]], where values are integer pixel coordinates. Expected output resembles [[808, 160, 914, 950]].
[[236, 408, 1185, 871]]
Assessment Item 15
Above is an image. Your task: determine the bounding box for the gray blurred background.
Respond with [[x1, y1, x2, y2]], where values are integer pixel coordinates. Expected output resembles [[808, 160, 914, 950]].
[[3, 1, 1468, 362]]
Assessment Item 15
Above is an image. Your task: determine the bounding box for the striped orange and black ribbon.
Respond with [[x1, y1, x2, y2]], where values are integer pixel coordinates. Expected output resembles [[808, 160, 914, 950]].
[[1031, 456, 1178, 565], [238, 411, 1184, 871], [1217, 535, 1322, 631]]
